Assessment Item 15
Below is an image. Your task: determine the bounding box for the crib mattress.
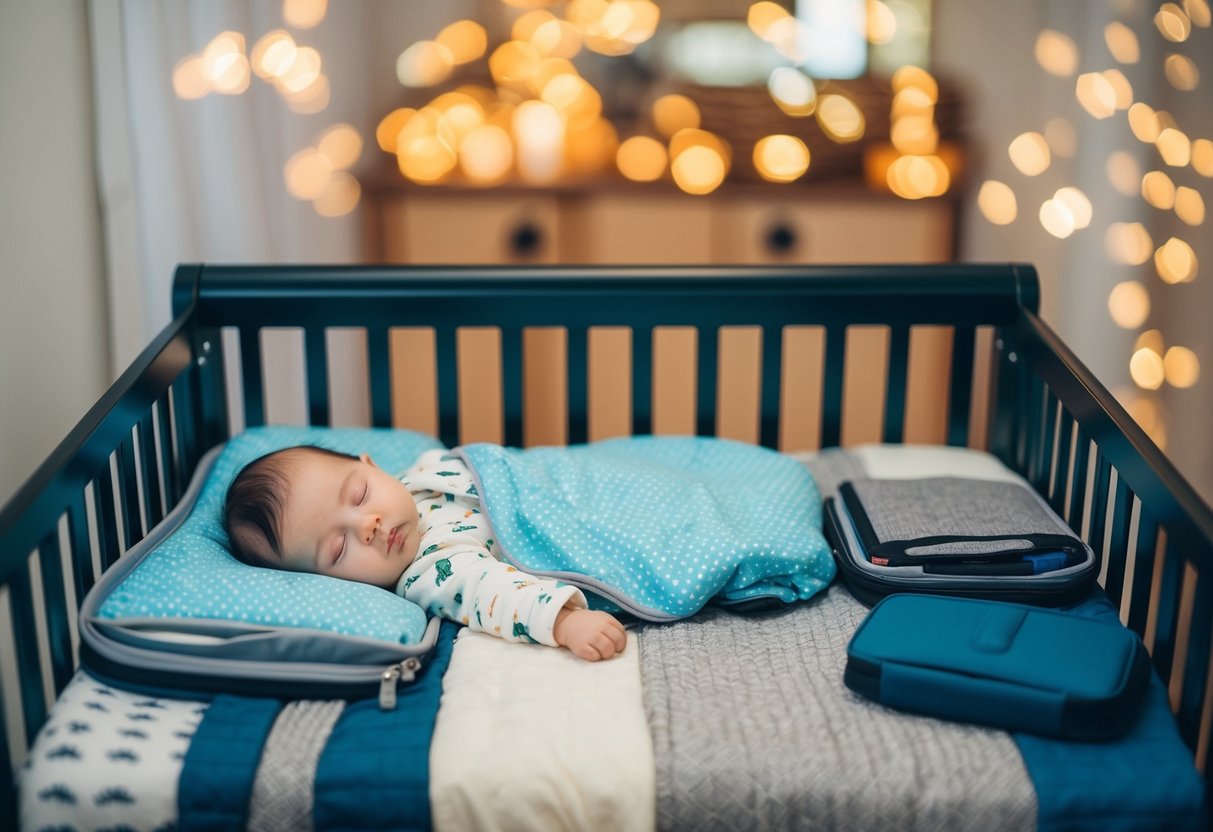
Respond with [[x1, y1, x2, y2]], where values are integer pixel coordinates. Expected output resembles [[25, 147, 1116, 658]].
[[18, 445, 1201, 831]]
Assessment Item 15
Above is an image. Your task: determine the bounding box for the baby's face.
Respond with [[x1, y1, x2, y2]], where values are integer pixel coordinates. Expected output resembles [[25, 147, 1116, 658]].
[[276, 452, 421, 589]]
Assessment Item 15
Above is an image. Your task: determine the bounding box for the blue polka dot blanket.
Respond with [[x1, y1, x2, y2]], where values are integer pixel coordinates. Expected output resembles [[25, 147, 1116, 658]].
[[455, 436, 835, 621]]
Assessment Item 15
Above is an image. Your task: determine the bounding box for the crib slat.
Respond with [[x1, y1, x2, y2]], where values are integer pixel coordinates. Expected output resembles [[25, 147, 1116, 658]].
[[171, 374, 200, 497], [947, 326, 974, 447], [633, 327, 653, 437], [1103, 474, 1134, 610], [1178, 566, 1212, 750], [138, 411, 164, 529], [1087, 451, 1112, 557], [37, 528, 73, 695], [367, 326, 392, 428], [1024, 379, 1044, 486], [1147, 536, 1184, 681], [155, 397, 179, 509], [1126, 508, 1160, 639], [1067, 428, 1091, 536], [67, 490, 95, 604], [821, 327, 846, 448], [759, 325, 782, 449], [197, 331, 230, 447], [567, 327, 588, 446], [697, 326, 717, 438], [116, 433, 143, 551], [240, 327, 265, 428], [882, 325, 910, 445], [94, 464, 122, 570], [9, 558, 48, 745], [1050, 411, 1075, 517], [502, 327, 523, 447], [305, 327, 330, 427], [1037, 391, 1058, 497], [436, 327, 459, 447]]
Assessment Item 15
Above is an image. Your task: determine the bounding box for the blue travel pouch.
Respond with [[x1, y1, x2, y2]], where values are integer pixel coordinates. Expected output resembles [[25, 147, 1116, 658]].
[[845, 594, 1150, 740]]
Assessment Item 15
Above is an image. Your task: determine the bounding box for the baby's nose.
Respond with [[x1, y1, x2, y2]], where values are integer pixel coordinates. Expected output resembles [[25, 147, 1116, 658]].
[[363, 514, 382, 544]]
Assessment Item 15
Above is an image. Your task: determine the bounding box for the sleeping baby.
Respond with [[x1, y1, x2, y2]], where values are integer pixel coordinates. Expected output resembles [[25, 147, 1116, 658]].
[[223, 445, 627, 662]]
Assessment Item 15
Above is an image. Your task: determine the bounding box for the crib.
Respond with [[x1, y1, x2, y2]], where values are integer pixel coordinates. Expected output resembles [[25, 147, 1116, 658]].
[[2, 263, 1212, 827]]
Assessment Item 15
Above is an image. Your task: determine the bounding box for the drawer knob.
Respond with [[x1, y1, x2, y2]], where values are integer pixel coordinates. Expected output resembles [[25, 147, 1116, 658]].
[[765, 222, 798, 254], [510, 222, 544, 257]]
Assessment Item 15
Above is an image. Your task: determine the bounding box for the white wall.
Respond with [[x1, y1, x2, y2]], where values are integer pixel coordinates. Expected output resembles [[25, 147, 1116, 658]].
[[0, 1, 111, 506]]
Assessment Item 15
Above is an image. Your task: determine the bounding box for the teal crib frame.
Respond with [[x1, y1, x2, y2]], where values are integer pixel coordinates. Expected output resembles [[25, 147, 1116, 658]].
[[2, 263, 1211, 824]]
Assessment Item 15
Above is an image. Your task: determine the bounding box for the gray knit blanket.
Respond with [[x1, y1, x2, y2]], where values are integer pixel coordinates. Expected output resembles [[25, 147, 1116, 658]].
[[637, 585, 1038, 832]]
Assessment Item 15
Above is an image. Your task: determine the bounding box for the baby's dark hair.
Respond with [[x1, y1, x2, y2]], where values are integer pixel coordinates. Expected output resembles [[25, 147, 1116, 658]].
[[223, 445, 358, 569]]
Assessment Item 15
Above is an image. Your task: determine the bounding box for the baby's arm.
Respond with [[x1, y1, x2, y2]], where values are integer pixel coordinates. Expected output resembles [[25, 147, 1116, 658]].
[[402, 546, 624, 657]]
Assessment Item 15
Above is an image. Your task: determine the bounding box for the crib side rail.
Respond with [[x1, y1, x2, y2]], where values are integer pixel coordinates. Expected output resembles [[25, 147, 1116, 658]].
[[994, 308, 1213, 777], [0, 304, 201, 823]]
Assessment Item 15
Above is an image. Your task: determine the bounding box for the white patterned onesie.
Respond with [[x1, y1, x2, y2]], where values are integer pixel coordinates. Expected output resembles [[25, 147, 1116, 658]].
[[394, 449, 587, 645]]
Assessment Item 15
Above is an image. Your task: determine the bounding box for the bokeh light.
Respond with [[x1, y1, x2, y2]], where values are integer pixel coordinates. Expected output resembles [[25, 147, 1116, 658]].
[[671, 144, 727, 195], [1164, 346, 1201, 387], [1130, 347, 1166, 389], [1194, 139, 1213, 176], [616, 135, 667, 182], [313, 171, 360, 217], [436, 20, 488, 65], [1009, 132, 1050, 176], [1035, 30, 1078, 76], [1156, 128, 1191, 166], [1155, 237, 1198, 283], [397, 41, 454, 88], [768, 67, 818, 117], [283, 0, 327, 30], [1142, 170, 1177, 209], [1175, 186, 1206, 225], [1106, 151, 1141, 196], [285, 148, 333, 200], [753, 135, 810, 183], [1108, 281, 1151, 328], [317, 124, 363, 170], [1106, 222, 1154, 265], [1165, 54, 1200, 89], [459, 124, 514, 184], [1039, 198, 1075, 238], [816, 94, 865, 143], [173, 56, 210, 100], [977, 180, 1017, 225], [376, 108, 415, 154], [887, 155, 950, 199], [1075, 72, 1116, 119], [1155, 3, 1192, 41], [1127, 102, 1162, 143], [1054, 186, 1092, 228], [1104, 21, 1140, 63], [652, 94, 701, 138]]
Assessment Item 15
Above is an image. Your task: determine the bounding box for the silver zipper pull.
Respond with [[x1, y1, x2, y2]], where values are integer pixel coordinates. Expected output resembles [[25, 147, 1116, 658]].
[[378, 658, 423, 710]]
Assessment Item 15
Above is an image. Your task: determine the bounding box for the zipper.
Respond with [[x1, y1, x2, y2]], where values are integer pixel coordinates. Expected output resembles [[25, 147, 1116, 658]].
[[378, 657, 422, 710]]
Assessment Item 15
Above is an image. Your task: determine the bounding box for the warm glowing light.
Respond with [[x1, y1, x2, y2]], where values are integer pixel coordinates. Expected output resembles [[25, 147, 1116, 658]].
[[978, 180, 1017, 225], [459, 124, 514, 184], [283, 0, 327, 29], [891, 65, 939, 102], [1108, 281, 1150, 328], [1075, 72, 1116, 119], [376, 108, 415, 153], [313, 171, 360, 217], [1155, 237, 1198, 283], [1186, 0, 1212, 27], [283, 75, 330, 114], [317, 124, 362, 170], [669, 129, 730, 166], [1100, 69, 1133, 109], [747, 1, 791, 39], [768, 67, 817, 117], [1009, 132, 1051, 176], [437, 20, 488, 65], [565, 117, 618, 174], [397, 41, 454, 88], [533, 19, 583, 58], [1106, 222, 1154, 265], [867, 0, 897, 44], [1106, 151, 1141, 196], [1039, 198, 1075, 238], [887, 155, 950, 199], [1104, 21, 1140, 63], [252, 31, 297, 79], [891, 87, 935, 120], [1156, 4, 1192, 41], [1175, 187, 1206, 226], [816, 94, 865, 143], [1044, 118, 1077, 158], [398, 135, 458, 184], [1194, 139, 1213, 176], [1156, 128, 1191, 166], [753, 135, 810, 183], [1130, 348, 1166, 390], [1128, 102, 1161, 143], [285, 148, 333, 200], [1137, 330, 1165, 354], [172, 56, 210, 99], [1164, 346, 1200, 387], [513, 100, 565, 183], [616, 135, 668, 182], [540, 74, 600, 129], [1035, 30, 1078, 76], [891, 116, 939, 155], [671, 144, 727, 195], [513, 9, 556, 41], [279, 45, 322, 93], [1054, 187, 1092, 229], [1142, 170, 1177, 209], [1164, 54, 1200, 90], [652, 94, 701, 138], [201, 31, 245, 79], [489, 40, 542, 87]]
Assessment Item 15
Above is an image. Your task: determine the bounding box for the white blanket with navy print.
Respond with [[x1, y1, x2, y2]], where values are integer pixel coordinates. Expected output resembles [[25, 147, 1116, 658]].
[[395, 450, 587, 647], [454, 436, 835, 621]]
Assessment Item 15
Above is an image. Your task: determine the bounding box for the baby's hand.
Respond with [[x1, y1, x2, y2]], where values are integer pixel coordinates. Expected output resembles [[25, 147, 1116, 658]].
[[553, 608, 627, 661]]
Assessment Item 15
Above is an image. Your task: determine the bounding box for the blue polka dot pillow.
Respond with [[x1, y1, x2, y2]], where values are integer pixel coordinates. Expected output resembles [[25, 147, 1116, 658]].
[[96, 426, 444, 644]]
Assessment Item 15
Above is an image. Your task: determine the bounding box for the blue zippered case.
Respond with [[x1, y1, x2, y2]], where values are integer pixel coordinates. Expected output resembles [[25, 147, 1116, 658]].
[[845, 594, 1150, 740]]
